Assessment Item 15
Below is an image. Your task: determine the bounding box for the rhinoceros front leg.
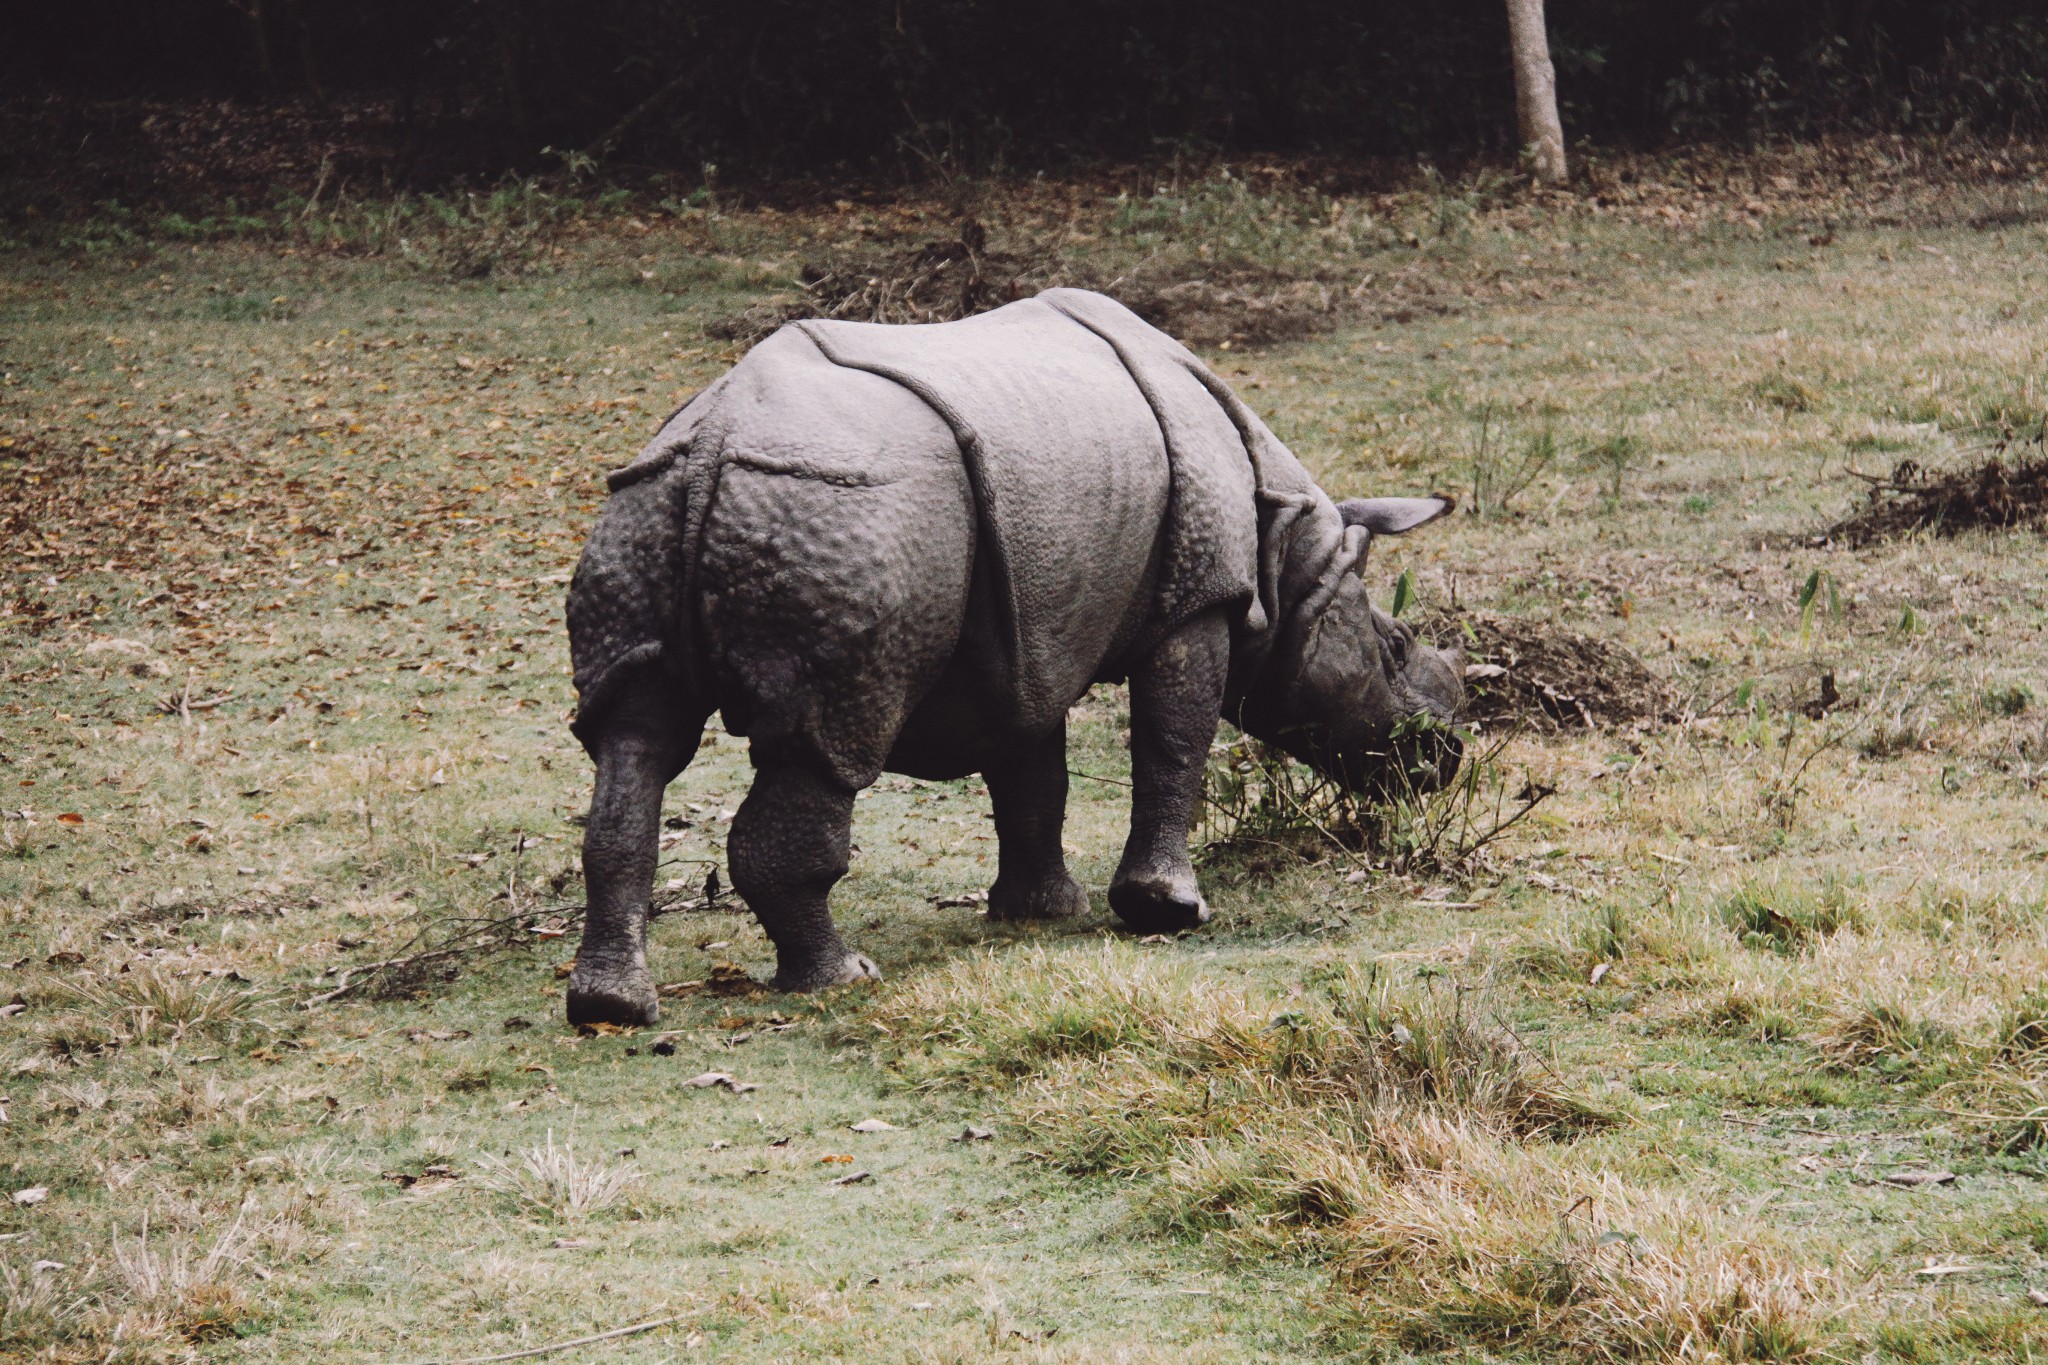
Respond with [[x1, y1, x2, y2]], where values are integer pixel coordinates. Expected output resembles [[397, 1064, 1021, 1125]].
[[1109, 608, 1230, 932], [728, 758, 881, 991], [568, 686, 700, 1028], [984, 720, 1090, 921]]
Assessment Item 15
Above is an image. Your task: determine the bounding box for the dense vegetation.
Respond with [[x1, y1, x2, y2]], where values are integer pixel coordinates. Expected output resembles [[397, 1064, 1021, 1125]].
[[7, 0, 2047, 185]]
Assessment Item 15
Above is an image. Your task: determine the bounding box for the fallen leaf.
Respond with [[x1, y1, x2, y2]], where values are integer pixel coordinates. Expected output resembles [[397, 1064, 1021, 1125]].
[[56, 813, 84, 826], [550, 1237, 590, 1250], [31, 1260, 65, 1273], [1885, 1169, 1957, 1188], [2027, 1287, 2048, 1307], [952, 1125, 994, 1142], [1590, 962, 1612, 985], [1138, 933, 1171, 946], [709, 1140, 731, 1151], [683, 1071, 755, 1092], [11, 1187, 48, 1206], [501, 1016, 533, 1031], [1915, 1261, 1974, 1276], [0, 1000, 25, 1019], [829, 1170, 872, 1186], [406, 1029, 472, 1043], [819, 1154, 853, 1164], [850, 1118, 896, 1133], [575, 1021, 626, 1038]]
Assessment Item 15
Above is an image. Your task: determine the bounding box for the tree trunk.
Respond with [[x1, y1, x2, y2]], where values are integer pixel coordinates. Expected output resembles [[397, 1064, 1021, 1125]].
[[1505, 0, 1566, 184], [225, 0, 276, 93]]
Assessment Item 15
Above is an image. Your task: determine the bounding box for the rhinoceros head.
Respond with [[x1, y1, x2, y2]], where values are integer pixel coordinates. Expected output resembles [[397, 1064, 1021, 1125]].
[[1240, 495, 1467, 796]]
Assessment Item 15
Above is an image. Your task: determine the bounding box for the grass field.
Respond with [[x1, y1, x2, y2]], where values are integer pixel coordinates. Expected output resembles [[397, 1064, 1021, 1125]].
[[3, 148, 2048, 1362]]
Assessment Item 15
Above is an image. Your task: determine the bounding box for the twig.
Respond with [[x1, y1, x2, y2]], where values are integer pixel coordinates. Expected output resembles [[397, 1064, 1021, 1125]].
[[300, 957, 410, 1008], [376, 1311, 692, 1365], [1719, 1111, 1841, 1140], [1932, 1105, 2048, 1125], [299, 904, 586, 1008], [584, 69, 698, 159], [299, 874, 733, 1008]]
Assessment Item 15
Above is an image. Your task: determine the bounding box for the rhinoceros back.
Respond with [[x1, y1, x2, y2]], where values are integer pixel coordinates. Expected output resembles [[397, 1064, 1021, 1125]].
[[794, 301, 1180, 727], [569, 289, 1309, 745]]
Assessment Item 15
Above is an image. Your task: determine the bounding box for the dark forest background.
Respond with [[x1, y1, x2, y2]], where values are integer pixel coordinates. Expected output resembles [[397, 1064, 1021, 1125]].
[[6, 0, 2048, 204]]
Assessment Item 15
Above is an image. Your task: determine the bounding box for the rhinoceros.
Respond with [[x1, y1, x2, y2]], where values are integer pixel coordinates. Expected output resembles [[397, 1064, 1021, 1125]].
[[563, 288, 1463, 1025]]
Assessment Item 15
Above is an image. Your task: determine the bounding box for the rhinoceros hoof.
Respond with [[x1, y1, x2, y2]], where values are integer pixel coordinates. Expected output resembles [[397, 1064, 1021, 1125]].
[[566, 960, 660, 1027], [773, 951, 882, 993], [1108, 875, 1212, 933], [986, 873, 1090, 922]]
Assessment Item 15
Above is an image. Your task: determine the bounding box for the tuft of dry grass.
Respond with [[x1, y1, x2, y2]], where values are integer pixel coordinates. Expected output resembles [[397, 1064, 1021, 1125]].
[[1719, 878, 1862, 953], [1329, 1129, 1849, 1362], [875, 945, 1872, 1360], [473, 1131, 643, 1220], [99, 1207, 265, 1351], [0, 1260, 87, 1355], [38, 965, 259, 1055]]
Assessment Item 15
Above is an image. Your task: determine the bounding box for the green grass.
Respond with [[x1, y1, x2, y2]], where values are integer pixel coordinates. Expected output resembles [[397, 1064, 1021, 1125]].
[[4, 154, 2048, 1360]]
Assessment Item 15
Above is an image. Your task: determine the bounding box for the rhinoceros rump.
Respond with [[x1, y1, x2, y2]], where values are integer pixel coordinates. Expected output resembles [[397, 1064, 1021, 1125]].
[[563, 289, 1463, 1025]]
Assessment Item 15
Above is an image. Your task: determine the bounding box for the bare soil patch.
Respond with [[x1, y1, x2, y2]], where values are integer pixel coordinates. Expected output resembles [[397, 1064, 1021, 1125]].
[[1829, 451, 2048, 545], [1434, 612, 1678, 732], [707, 222, 1457, 348]]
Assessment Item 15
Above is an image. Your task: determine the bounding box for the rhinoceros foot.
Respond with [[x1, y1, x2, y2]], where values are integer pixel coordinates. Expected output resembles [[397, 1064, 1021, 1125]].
[[986, 872, 1090, 922], [566, 957, 660, 1028], [1107, 873, 1212, 933], [772, 950, 882, 993]]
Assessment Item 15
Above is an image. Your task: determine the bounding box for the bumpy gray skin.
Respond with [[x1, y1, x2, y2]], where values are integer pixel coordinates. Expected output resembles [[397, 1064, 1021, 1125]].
[[562, 289, 1464, 1025]]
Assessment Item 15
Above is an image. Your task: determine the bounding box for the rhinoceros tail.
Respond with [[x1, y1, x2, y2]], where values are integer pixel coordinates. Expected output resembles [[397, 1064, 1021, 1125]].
[[567, 447, 707, 749]]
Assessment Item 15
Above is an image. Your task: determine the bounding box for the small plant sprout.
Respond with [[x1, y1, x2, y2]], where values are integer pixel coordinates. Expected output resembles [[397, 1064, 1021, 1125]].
[[1465, 406, 1557, 518], [1389, 568, 1417, 619], [1583, 432, 1643, 509], [1796, 568, 1842, 644]]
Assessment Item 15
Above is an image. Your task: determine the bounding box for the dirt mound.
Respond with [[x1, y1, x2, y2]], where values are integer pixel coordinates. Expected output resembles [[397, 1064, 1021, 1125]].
[[708, 223, 1057, 344], [1430, 612, 1678, 732], [707, 223, 1450, 349], [1828, 452, 2048, 545]]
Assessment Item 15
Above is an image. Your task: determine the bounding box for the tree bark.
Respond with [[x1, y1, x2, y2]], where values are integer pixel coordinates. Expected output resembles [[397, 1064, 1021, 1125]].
[[225, 0, 276, 93], [1505, 0, 1567, 184]]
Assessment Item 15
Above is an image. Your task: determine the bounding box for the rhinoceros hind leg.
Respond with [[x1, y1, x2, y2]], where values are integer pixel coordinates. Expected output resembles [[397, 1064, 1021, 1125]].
[[728, 756, 877, 992], [567, 676, 701, 1027], [984, 720, 1090, 922], [1109, 609, 1229, 934]]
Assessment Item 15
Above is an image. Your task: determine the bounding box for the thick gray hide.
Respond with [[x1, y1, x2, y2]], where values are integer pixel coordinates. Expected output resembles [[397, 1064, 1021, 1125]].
[[570, 288, 1356, 765]]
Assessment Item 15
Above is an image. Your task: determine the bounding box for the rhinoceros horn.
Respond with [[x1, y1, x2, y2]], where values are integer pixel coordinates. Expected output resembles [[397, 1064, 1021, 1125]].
[[1335, 494, 1457, 536]]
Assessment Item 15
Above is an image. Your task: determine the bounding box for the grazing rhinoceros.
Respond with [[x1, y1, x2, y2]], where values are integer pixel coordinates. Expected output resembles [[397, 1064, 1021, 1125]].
[[563, 288, 1463, 1024]]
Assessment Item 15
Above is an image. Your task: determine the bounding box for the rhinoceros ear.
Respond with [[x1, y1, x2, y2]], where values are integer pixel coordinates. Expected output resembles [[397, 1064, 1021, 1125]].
[[1336, 495, 1456, 535]]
